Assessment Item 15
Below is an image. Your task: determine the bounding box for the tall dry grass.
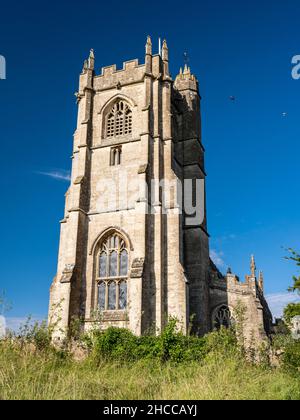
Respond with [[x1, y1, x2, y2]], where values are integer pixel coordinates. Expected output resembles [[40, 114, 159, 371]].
[[0, 339, 299, 400]]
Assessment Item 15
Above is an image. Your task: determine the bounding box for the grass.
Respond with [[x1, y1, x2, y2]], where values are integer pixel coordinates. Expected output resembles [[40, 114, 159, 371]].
[[0, 339, 299, 400]]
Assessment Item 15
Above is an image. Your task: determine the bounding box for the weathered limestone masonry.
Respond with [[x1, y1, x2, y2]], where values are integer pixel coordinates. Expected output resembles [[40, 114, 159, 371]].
[[210, 256, 273, 344], [49, 37, 273, 342]]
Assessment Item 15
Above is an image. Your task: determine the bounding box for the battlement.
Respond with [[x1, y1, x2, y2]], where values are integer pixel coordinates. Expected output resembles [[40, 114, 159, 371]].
[[79, 37, 172, 93], [92, 58, 146, 91], [98, 59, 142, 77], [211, 274, 262, 298], [210, 255, 265, 297]]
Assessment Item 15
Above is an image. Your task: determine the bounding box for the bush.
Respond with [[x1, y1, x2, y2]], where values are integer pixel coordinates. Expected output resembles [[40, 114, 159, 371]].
[[31, 321, 52, 351], [90, 327, 138, 362], [284, 303, 300, 326], [157, 318, 185, 362], [271, 333, 293, 351], [203, 327, 238, 354], [9, 318, 69, 359], [14, 318, 52, 352], [156, 318, 206, 363], [282, 340, 300, 374], [88, 319, 234, 364]]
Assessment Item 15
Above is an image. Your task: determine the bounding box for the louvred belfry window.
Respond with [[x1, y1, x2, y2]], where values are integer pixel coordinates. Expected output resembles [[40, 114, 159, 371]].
[[106, 100, 132, 138]]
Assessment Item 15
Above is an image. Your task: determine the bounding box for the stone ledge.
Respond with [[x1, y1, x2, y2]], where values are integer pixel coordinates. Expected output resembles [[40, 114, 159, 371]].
[[86, 311, 128, 322]]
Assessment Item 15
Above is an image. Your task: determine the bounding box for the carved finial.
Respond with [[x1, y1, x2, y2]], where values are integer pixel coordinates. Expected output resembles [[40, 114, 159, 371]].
[[161, 38, 169, 76], [88, 49, 95, 70], [145, 36, 153, 73], [145, 36, 152, 55], [250, 255, 256, 277], [179, 67, 183, 75], [227, 267, 232, 275], [162, 39, 168, 61], [183, 64, 188, 74], [258, 271, 264, 291]]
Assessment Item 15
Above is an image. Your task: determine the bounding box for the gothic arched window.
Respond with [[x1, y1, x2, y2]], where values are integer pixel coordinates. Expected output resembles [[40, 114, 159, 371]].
[[96, 233, 129, 311], [212, 305, 233, 330], [110, 146, 122, 166], [106, 100, 132, 138]]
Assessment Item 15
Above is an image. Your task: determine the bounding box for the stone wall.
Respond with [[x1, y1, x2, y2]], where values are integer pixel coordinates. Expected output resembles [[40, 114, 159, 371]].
[[209, 260, 273, 344]]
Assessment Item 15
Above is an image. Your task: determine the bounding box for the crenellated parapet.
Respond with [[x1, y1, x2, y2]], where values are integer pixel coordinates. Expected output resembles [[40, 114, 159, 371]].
[[93, 60, 146, 92], [210, 255, 265, 297], [78, 37, 172, 94]]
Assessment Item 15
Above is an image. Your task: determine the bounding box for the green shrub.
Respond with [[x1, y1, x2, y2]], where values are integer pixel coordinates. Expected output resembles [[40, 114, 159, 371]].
[[134, 335, 161, 360], [156, 318, 206, 363], [89, 319, 208, 364], [271, 333, 294, 351], [282, 340, 300, 374], [158, 318, 184, 362], [91, 327, 138, 362], [31, 321, 52, 351], [15, 318, 52, 352], [203, 326, 240, 357]]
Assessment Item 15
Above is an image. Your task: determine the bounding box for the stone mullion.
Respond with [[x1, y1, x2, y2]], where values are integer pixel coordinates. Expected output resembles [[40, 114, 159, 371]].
[[117, 148, 121, 165], [105, 282, 109, 311], [122, 111, 125, 135], [113, 109, 116, 137], [116, 280, 120, 310], [107, 251, 111, 278], [116, 245, 121, 310]]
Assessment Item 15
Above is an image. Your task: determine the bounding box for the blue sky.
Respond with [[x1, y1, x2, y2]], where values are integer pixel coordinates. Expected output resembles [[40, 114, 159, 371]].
[[0, 0, 299, 327]]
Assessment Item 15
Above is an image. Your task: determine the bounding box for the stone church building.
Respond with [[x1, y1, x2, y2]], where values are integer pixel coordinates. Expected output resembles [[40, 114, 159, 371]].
[[49, 37, 272, 341]]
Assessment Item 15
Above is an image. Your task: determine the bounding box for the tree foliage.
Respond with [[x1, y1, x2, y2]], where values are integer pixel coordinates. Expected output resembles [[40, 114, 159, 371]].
[[285, 249, 300, 295], [283, 303, 300, 326]]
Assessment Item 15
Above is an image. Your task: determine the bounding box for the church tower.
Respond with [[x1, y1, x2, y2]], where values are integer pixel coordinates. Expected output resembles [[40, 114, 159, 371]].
[[49, 37, 211, 339]]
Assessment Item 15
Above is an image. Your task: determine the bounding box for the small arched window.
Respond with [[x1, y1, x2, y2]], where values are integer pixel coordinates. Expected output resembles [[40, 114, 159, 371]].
[[110, 146, 122, 166], [213, 305, 233, 330], [96, 233, 129, 311], [106, 100, 132, 138]]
